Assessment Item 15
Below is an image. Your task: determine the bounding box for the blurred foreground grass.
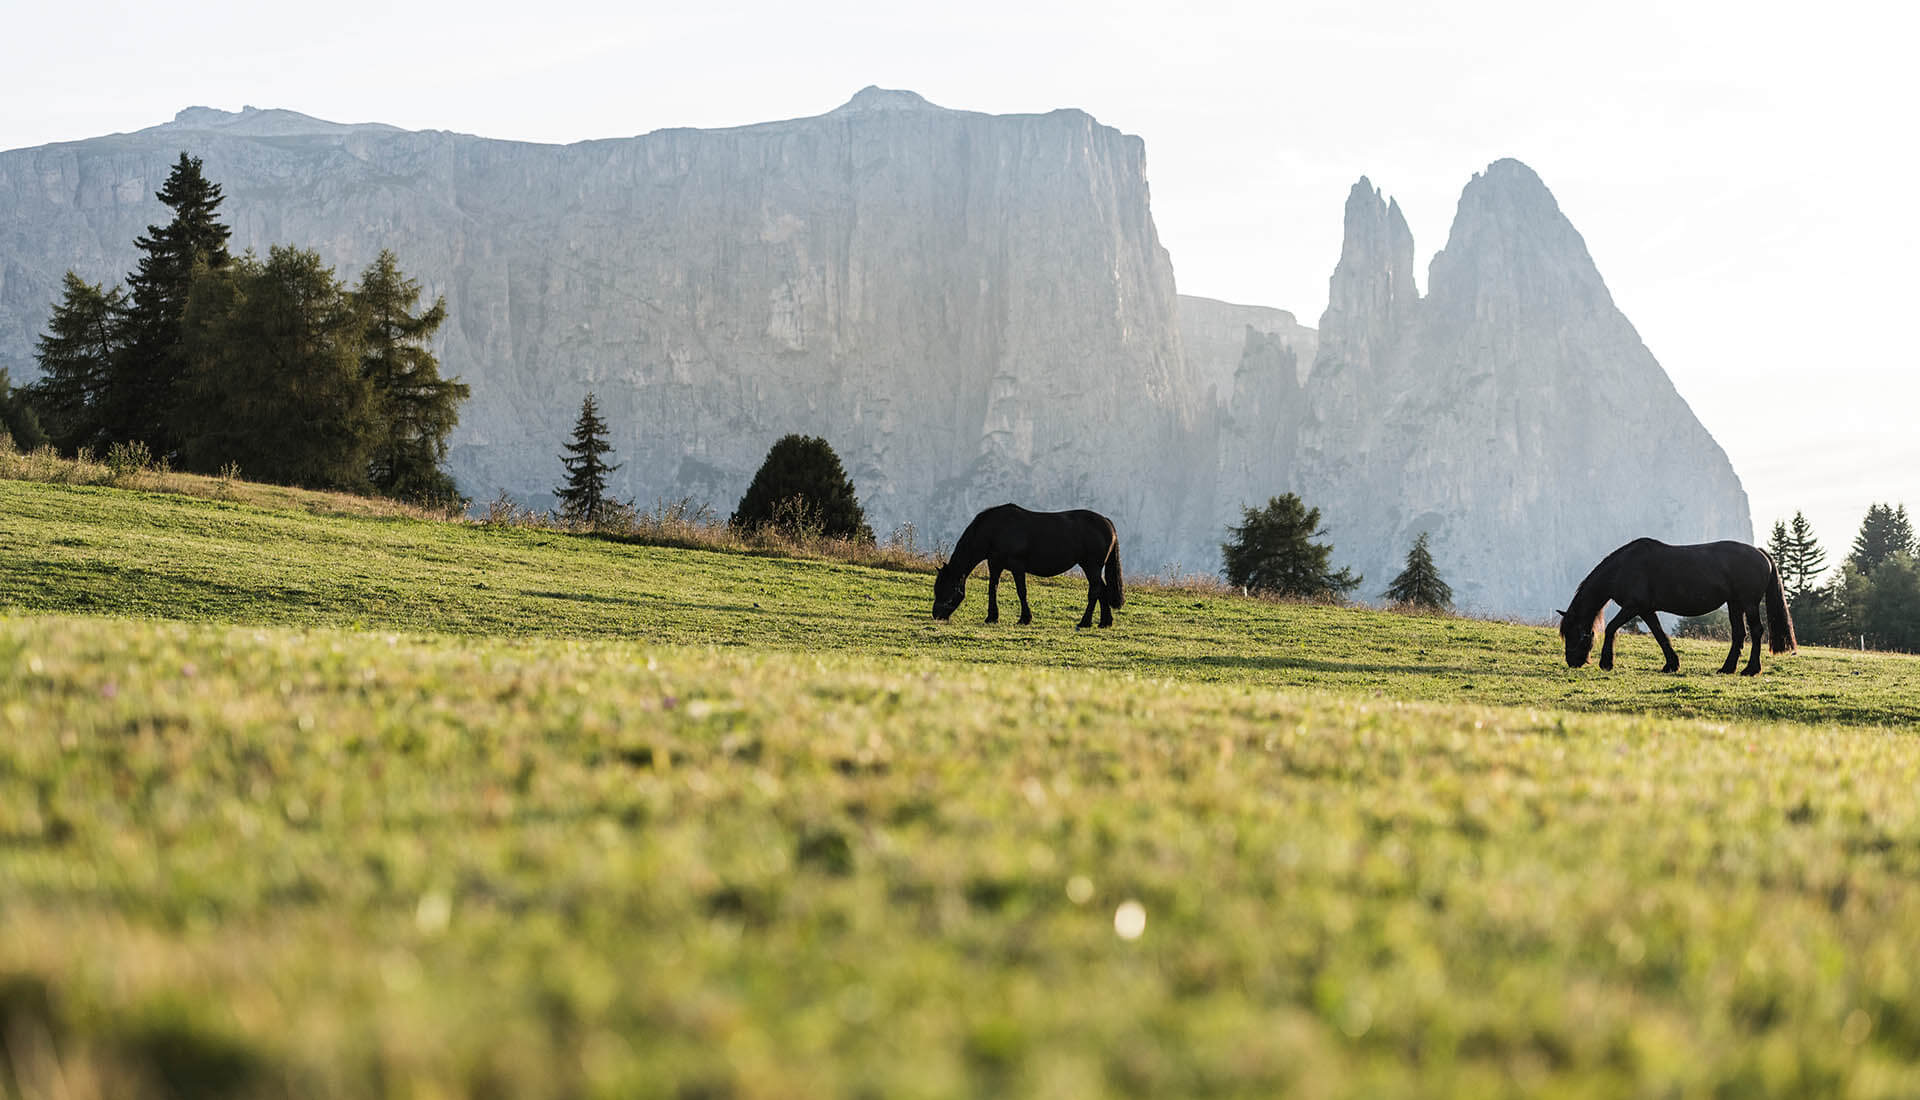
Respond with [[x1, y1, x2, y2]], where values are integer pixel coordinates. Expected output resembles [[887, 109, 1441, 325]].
[[3, 478, 1920, 1097]]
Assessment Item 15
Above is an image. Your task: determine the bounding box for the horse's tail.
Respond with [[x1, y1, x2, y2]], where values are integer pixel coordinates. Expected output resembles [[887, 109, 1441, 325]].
[[1104, 542, 1125, 609], [1765, 551, 1797, 654]]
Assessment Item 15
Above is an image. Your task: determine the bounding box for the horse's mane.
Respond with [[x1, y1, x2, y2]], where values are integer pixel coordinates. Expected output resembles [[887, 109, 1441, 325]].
[[1561, 540, 1645, 637], [945, 504, 1014, 573]]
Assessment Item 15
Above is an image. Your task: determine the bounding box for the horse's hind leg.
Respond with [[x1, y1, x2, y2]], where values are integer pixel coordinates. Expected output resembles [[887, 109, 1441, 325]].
[[1013, 571, 1032, 625], [985, 564, 1002, 624], [1742, 600, 1764, 675], [1643, 614, 1680, 673], [1077, 565, 1102, 629], [1719, 603, 1745, 674]]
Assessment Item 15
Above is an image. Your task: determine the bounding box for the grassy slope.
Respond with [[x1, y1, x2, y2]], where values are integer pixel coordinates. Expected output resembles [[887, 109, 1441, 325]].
[[3, 478, 1920, 1098]]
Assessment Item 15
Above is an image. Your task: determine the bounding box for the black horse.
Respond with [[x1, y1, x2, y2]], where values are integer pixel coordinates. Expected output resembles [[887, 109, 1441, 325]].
[[1558, 538, 1795, 675], [931, 505, 1125, 628]]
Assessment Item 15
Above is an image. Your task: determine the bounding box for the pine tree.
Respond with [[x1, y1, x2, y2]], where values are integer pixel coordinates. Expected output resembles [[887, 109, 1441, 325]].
[[353, 250, 468, 504], [109, 153, 232, 458], [1221, 493, 1361, 599], [555, 392, 620, 525], [1384, 531, 1452, 610], [27, 273, 126, 453], [731, 434, 872, 541], [179, 247, 374, 490], [1849, 503, 1915, 575]]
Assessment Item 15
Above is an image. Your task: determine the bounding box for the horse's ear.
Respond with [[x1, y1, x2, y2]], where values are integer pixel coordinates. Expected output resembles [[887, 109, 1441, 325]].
[[1554, 609, 1565, 617]]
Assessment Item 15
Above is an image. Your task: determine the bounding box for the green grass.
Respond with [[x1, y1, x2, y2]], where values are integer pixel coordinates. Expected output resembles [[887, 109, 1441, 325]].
[[3, 476, 1920, 1098]]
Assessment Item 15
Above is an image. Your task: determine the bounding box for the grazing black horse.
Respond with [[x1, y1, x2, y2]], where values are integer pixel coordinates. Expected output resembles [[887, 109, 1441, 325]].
[[1558, 538, 1795, 675], [931, 504, 1125, 628]]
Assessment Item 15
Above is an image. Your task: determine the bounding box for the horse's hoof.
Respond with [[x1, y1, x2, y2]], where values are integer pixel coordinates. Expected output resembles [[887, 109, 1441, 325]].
[[1662, 665, 1680, 674], [1018, 617, 1032, 626], [1741, 667, 1760, 677], [1597, 660, 1612, 672], [1718, 665, 1737, 675]]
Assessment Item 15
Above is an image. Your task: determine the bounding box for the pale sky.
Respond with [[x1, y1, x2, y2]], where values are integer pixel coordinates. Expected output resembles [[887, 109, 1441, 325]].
[[4, 0, 1913, 570]]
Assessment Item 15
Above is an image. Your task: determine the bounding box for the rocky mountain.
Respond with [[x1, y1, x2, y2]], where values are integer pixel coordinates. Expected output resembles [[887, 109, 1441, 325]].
[[0, 91, 1210, 565], [1272, 162, 1751, 612], [0, 98, 1750, 613]]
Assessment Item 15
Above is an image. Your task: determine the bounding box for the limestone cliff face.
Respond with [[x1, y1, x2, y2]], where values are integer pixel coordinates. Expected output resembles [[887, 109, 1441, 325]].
[[1289, 160, 1751, 612], [0, 106, 1751, 613], [0, 91, 1208, 565], [1177, 295, 1316, 401]]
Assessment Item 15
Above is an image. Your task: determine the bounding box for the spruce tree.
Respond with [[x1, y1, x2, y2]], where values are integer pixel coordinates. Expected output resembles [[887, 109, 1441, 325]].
[[27, 273, 126, 453], [179, 247, 374, 490], [1768, 519, 1794, 584], [353, 250, 468, 504], [555, 392, 620, 525], [1221, 493, 1361, 599], [1785, 511, 1828, 598], [731, 434, 872, 541], [1849, 503, 1915, 576], [110, 153, 231, 458], [1384, 531, 1452, 610]]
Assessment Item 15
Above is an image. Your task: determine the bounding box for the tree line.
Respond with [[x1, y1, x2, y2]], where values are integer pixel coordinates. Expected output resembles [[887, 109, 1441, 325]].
[[15, 154, 468, 503], [1764, 504, 1919, 651]]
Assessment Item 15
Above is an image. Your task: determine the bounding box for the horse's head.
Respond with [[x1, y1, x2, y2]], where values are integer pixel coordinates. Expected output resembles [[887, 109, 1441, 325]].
[[931, 560, 967, 621], [1557, 607, 1598, 667]]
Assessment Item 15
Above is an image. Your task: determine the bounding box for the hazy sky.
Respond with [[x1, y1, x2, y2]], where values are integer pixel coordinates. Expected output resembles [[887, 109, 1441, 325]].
[[4, 0, 1913, 569]]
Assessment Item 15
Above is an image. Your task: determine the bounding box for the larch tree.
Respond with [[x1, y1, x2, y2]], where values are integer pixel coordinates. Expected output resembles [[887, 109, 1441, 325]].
[[353, 250, 468, 505], [27, 273, 127, 453], [180, 246, 374, 490]]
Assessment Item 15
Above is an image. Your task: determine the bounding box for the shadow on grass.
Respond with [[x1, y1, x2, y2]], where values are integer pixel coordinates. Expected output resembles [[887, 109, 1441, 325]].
[[1164, 652, 1566, 679]]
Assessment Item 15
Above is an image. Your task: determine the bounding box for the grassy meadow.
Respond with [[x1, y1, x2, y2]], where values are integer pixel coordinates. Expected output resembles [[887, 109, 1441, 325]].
[[3, 471, 1920, 1097]]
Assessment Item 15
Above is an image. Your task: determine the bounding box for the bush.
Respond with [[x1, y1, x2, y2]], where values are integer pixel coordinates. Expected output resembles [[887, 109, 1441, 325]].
[[105, 440, 154, 479], [732, 435, 873, 542]]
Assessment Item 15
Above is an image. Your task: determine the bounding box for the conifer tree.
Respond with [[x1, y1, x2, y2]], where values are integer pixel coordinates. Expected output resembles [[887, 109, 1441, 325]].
[[0, 369, 49, 452], [555, 392, 619, 525], [1849, 503, 1915, 576], [1784, 511, 1827, 599], [353, 250, 468, 504], [731, 434, 872, 541], [1384, 531, 1452, 610], [179, 247, 374, 490], [110, 153, 231, 457], [1221, 493, 1361, 599], [27, 273, 126, 453]]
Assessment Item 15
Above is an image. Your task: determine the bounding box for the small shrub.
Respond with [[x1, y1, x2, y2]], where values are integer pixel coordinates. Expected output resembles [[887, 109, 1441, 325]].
[[484, 489, 527, 526], [106, 440, 153, 479]]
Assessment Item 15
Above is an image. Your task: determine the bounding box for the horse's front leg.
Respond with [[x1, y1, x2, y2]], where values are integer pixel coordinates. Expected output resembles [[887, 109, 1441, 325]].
[[1742, 600, 1764, 675], [1013, 572, 1032, 625], [985, 563, 1002, 624], [1599, 607, 1637, 671], [1719, 602, 1745, 674], [1077, 564, 1103, 629], [1643, 614, 1680, 673]]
